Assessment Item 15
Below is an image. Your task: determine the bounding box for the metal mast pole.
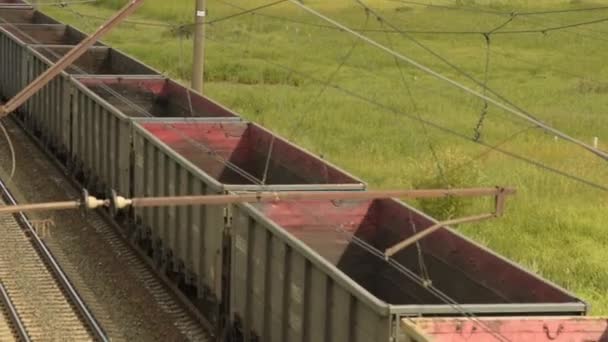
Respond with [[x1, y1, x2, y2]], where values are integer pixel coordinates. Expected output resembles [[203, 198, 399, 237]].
[[192, 0, 206, 93]]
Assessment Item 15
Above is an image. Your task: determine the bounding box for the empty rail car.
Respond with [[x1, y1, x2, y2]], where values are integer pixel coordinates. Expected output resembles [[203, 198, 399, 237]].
[[0, 2, 607, 341]]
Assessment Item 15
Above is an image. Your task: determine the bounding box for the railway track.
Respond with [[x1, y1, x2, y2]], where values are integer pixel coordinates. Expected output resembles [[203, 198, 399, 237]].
[[0, 282, 28, 342], [0, 116, 209, 341], [0, 181, 106, 341]]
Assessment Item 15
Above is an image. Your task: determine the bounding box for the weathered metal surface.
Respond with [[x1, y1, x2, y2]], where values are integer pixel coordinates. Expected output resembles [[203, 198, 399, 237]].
[[75, 76, 242, 118], [0, 8, 60, 25], [0, 25, 27, 99], [68, 76, 240, 197], [29, 45, 157, 75], [407, 317, 608, 341], [136, 120, 365, 191], [130, 119, 365, 325], [0, 24, 99, 141], [0, 0, 145, 119], [0, 24, 96, 45], [16, 45, 158, 159], [230, 198, 586, 341]]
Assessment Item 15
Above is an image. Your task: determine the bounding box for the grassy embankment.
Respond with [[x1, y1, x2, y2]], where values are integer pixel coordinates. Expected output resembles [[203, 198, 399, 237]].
[[39, 0, 608, 313]]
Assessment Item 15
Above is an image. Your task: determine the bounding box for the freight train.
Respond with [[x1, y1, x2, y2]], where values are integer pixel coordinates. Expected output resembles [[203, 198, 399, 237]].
[[0, 1, 606, 341]]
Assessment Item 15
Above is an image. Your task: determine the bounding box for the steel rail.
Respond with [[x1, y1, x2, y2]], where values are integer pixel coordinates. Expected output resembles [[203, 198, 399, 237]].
[[0, 0, 144, 119], [0, 179, 109, 342], [0, 187, 515, 214], [0, 282, 31, 342]]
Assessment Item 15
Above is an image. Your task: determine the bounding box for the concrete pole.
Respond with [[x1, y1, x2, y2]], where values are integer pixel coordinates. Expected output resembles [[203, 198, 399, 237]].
[[192, 0, 206, 93]]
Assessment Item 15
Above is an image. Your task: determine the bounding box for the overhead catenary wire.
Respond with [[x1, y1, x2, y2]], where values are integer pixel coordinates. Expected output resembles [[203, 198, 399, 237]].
[[50, 0, 608, 191], [382, 23, 448, 183], [32, 0, 99, 6], [353, 0, 602, 145], [286, 0, 608, 164], [258, 54, 608, 196], [51, 4, 267, 186], [260, 58, 608, 193], [472, 16, 514, 142], [490, 49, 607, 85], [334, 226, 511, 342], [282, 193, 508, 342], [57, 0, 608, 37], [351, 0, 608, 163], [392, 0, 608, 16], [260, 9, 371, 184]]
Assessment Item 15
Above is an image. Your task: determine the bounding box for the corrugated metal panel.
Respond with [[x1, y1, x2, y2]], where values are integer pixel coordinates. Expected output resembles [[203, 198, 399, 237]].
[[68, 75, 241, 198], [23, 49, 69, 154], [130, 119, 366, 327], [0, 25, 26, 99], [231, 204, 390, 342], [133, 123, 226, 325], [231, 198, 587, 341]]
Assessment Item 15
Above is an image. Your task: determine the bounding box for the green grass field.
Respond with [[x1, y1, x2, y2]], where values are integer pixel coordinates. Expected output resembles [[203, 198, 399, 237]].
[[37, 0, 608, 313]]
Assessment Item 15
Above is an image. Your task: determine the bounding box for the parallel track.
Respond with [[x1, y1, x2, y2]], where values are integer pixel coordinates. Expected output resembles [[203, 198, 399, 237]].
[[0, 180, 108, 341], [0, 282, 28, 342], [7, 114, 210, 341]]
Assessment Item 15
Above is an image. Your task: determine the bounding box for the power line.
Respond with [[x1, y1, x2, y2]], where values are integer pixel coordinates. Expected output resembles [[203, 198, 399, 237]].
[[494, 16, 608, 35], [61, 7, 175, 27], [261, 58, 608, 193], [291, 0, 608, 163], [335, 226, 511, 342], [391, 0, 608, 41], [390, 0, 504, 14], [58, 0, 608, 38], [350, 0, 566, 133], [33, 0, 100, 6], [393, 0, 608, 16], [30, 5, 266, 185], [517, 5, 608, 16], [383, 23, 448, 183], [199, 0, 288, 26], [52, 0, 608, 193], [490, 49, 607, 85], [261, 11, 371, 183]]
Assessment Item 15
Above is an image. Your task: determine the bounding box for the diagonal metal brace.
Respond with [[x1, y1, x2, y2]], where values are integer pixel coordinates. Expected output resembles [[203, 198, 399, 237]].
[[384, 187, 514, 258], [0, 0, 144, 119], [384, 213, 495, 258]]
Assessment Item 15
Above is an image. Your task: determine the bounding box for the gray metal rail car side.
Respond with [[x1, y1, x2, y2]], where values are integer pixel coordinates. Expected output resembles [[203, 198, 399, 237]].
[[230, 199, 586, 342], [0, 25, 89, 150], [69, 76, 241, 197], [0, 25, 26, 99], [131, 119, 366, 325], [0, 8, 63, 98], [0, 8, 59, 24], [22, 44, 159, 156]]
